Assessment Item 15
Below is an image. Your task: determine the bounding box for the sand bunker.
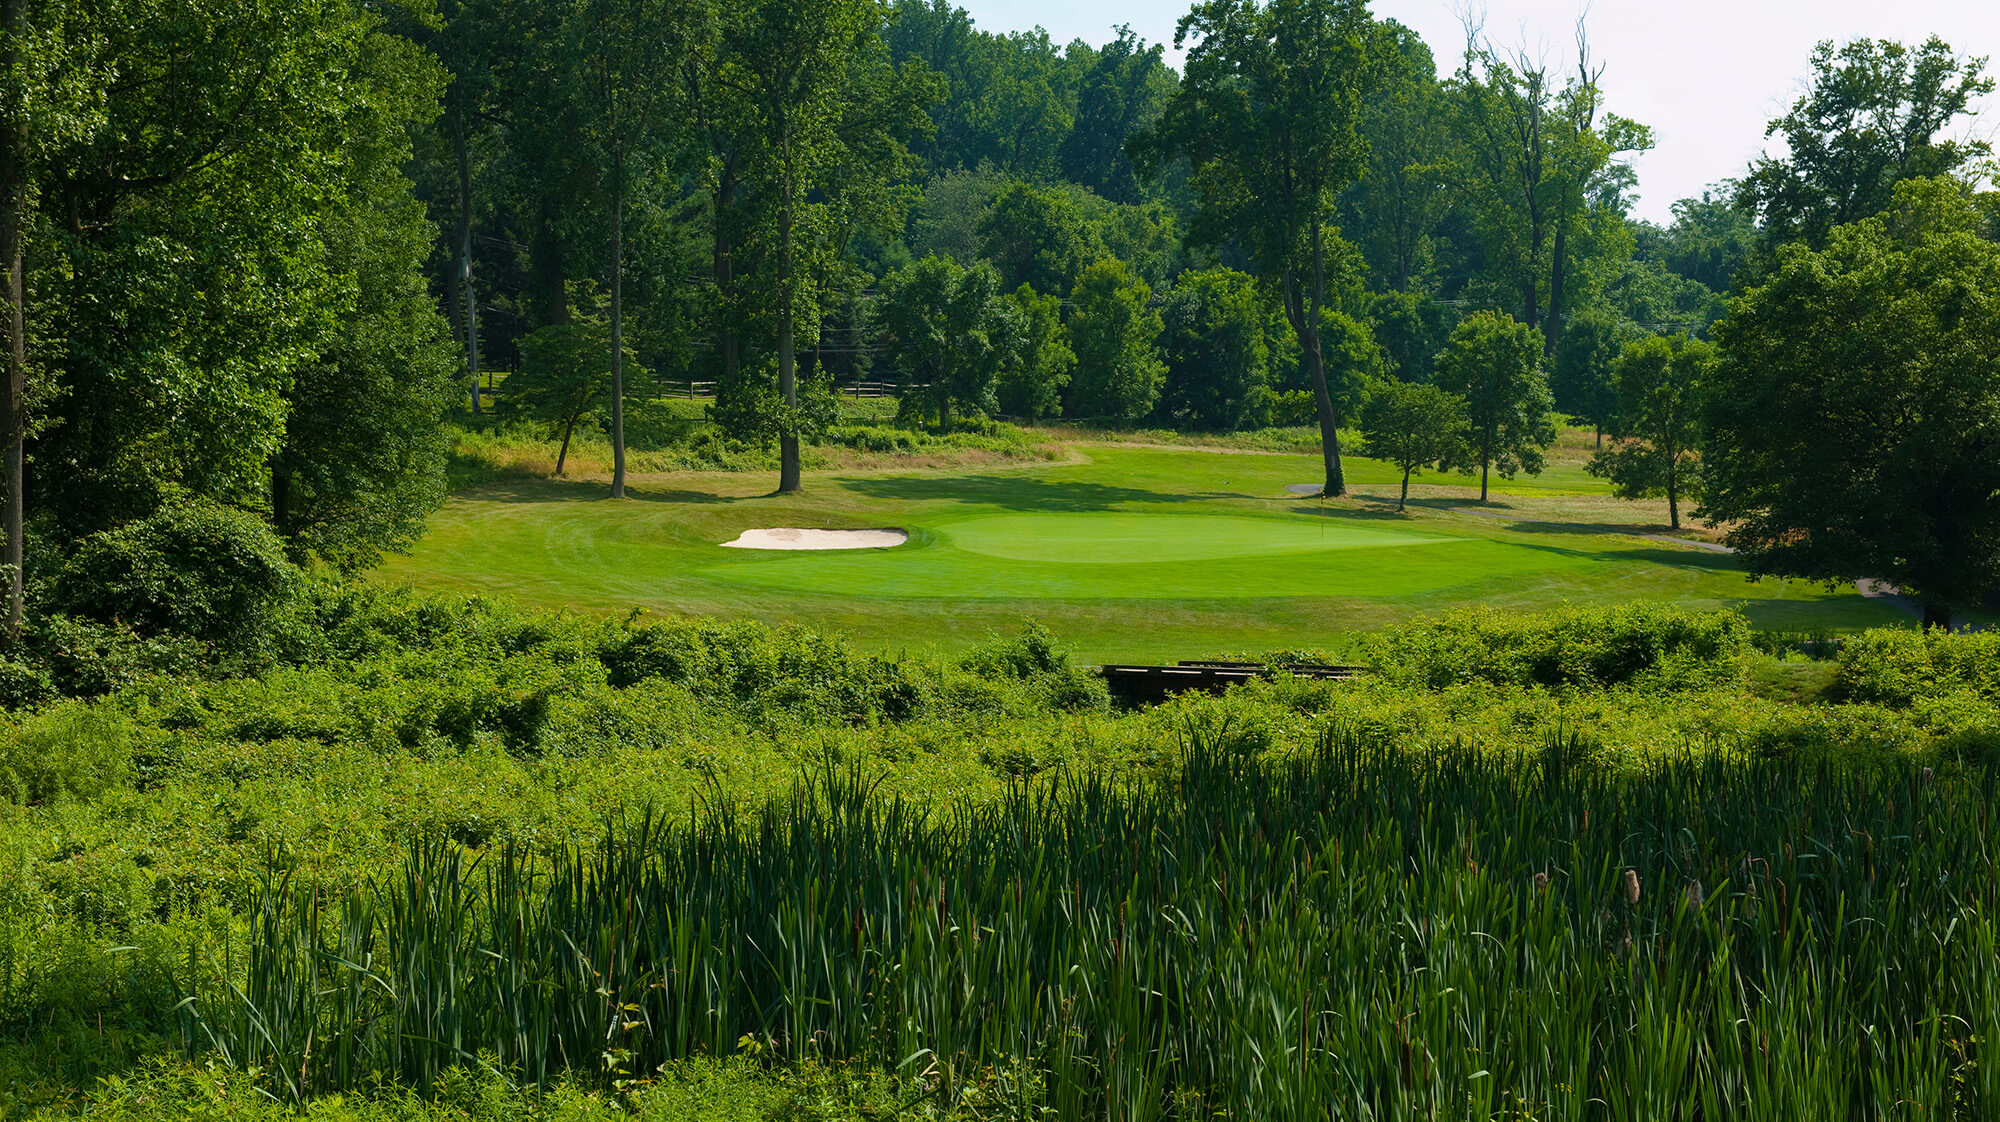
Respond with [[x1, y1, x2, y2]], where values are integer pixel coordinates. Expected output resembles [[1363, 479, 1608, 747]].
[[721, 527, 908, 551]]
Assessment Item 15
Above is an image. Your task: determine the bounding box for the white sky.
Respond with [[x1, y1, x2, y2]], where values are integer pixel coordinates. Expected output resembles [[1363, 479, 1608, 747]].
[[960, 0, 2000, 224]]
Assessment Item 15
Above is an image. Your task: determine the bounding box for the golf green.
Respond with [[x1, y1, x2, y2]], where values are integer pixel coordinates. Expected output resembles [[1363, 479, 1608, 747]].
[[937, 512, 1448, 563], [377, 443, 1919, 658]]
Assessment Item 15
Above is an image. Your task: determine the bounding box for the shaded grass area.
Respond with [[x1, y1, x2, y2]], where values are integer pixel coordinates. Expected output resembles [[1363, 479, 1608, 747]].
[[379, 442, 1904, 661]]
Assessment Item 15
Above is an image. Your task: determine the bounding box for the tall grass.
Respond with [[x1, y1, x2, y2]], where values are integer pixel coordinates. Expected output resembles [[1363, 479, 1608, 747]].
[[186, 725, 2000, 1118]]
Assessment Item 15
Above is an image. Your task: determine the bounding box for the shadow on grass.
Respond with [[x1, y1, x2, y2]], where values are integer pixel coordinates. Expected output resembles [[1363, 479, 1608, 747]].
[[469, 478, 742, 505], [837, 474, 1236, 511]]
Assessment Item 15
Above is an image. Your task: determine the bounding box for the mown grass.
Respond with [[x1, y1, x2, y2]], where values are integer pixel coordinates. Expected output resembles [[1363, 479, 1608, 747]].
[[385, 438, 1910, 662]]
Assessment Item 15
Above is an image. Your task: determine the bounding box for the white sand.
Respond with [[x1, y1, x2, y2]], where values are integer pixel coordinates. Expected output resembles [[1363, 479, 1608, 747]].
[[721, 527, 908, 551]]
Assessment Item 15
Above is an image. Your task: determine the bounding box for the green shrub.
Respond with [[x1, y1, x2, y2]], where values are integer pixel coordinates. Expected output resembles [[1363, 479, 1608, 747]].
[[57, 500, 300, 651], [1835, 627, 2000, 706], [1370, 603, 1752, 691], [0, 702, 134, 805]]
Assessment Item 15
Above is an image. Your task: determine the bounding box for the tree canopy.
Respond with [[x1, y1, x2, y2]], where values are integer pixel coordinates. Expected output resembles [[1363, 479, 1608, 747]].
[[1702, 177, 2000, 626]]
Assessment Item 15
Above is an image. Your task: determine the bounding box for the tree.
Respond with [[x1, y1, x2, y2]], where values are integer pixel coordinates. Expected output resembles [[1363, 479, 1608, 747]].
[[508, 300, 646, 476], [879, 255, 1006, 429], [1058, 26, 1173, 205], [1450, 28, 1650, 356], [1738, 36, 1992, 257], [1133, 0, 1389, 496], [976, 180, 1100, 295], [995, 284, 1072, 421], [1157, 268, 1271, 431], [1346, 21, 1452, 293], [0, 0, 102, 634], [1065, 258, 1163, 422], [1549, 308, 1628, 445], [1587, 334, 1710, 529], [563, 0, 697, 500], [1701, 177, 2000, 628], [1359, 381, 1468, 510], [1366, 288, 1452, 384], [715, 0, 934, 492], [272, 29, 462, 570], [1432, 310, 1556, 501]]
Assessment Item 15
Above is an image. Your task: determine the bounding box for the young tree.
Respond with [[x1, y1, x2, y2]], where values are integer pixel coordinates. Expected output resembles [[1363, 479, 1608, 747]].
[[1587, 334, 1711, 529], [1066, 258, 1164, 422], [995, 284, 1072, 421], [1550, 308, 1628, 446], [1359, 381, 1468, 510], [508, 308, 644, 476], [1432, 310, 1557, 501], [879, 254, 1005, 429], [1133, 0, 1389, 496], [1702, 177, 2000, 628], [1157, 268, 1271, 431], [1739, 36, 1992, 256]]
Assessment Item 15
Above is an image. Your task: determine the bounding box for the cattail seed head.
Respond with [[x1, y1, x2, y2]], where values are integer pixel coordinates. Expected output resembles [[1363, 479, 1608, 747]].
[[1683, 880, 1704, 910], [1622, 869, 1641, 906]]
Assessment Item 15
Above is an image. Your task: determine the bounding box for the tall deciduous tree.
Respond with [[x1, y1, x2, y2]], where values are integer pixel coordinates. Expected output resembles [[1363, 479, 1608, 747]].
[[1066, 258, 1163, 422], [1359, 381, 1468, 511], [564, 0, 698, 499], [716, 0, 934, 492], [1738, 36, 1992, 258], [1587, 333, 1710, 529], [1450, 27, 1649, 356], [976, 180, 1100, 295], [1432, 310, 1556, 501], [1702, 177, 2000, 627], [1134, 0, 1388, 496], [0, 0, 100, 635]]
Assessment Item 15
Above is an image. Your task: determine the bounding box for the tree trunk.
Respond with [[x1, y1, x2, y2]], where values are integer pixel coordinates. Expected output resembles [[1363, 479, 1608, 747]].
[[1921, 602, 1951, 631], [713, 159, 739, 389], [1399, 467, 1411, 511], [454, 99, 480, 415], [2, 0, 26, 642], [1481, 457, 1490, 503], [609, 186, 627, 499], [776, 155, 801, 494], [557, 414, 576, 475], [1546, 221, 1567, 358], [1666, 452, 1679, 530], [1298, 223, 1345, 498]]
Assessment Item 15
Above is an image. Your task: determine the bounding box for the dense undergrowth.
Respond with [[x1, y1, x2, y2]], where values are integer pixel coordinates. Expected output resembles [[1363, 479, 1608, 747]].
[[0, 591, 1996, 1117]]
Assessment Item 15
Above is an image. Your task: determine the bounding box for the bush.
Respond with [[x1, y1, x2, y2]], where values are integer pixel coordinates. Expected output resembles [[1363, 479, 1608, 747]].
[[0, 701, 134, 804], [1834, 627, 2000, 706], [1370, 604, 1752, 691], [57, 500, 300, 651]]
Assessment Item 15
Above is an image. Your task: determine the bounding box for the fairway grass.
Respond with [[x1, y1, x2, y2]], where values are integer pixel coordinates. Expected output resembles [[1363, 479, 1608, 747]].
[[376, 441, 1913, 660]]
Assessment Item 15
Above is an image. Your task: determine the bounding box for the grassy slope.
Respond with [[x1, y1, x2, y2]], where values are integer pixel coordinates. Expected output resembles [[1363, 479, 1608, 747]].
[[376, 437, 1907, 661]]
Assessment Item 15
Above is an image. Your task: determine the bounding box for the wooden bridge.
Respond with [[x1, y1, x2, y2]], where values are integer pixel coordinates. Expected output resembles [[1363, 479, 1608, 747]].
[[1098, 660, 1368, 705]]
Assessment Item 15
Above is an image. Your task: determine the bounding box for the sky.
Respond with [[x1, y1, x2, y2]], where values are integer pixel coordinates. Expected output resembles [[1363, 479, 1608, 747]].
[[959, 0, 2000, 225]]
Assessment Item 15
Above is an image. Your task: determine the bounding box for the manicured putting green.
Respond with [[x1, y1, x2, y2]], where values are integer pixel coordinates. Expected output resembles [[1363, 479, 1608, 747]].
[[938, 512, 1447, 564]]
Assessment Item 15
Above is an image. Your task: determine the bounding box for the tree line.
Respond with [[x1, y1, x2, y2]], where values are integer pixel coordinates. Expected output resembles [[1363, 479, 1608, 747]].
[[0, 0, 1995, 644]]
